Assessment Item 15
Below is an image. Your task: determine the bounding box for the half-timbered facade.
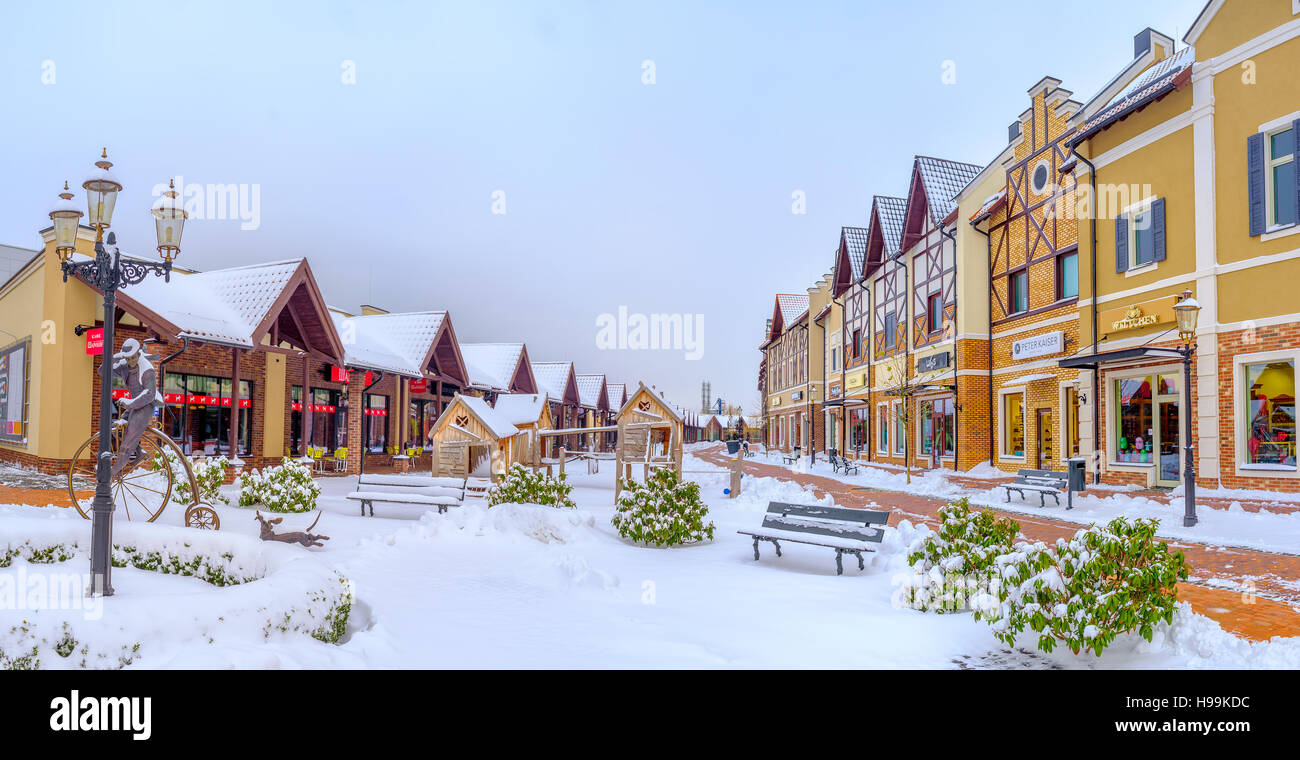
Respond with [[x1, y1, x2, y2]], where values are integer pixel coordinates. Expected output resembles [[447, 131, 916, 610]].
[[762, 293, 810, 451], [866, 196, 910, 466], [975, 78, 1085, 476], [831, 224, 873, 456]]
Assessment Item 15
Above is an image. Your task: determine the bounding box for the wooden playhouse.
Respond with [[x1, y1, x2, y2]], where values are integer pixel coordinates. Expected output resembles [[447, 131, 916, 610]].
[[428, 393, 522, 480], [613, 383, 684, 500], [490, 392, 554, 468]]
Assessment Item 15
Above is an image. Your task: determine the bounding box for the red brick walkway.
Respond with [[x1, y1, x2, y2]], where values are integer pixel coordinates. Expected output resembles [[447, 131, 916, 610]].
[[698, 446, 1300, 643]]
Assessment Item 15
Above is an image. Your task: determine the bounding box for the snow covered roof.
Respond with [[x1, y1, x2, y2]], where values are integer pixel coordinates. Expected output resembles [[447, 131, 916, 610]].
[[575, 373, 608, 410], [331, 311, 448, 378], [970, 187, 1008, 224], [533, 361, 576, 403], [492, 393, 548, 425], [776, 293, 809, 326], [914, 156, 984, 226], [461, 343, 525, 391], [452, 394, 519, 439], [605, 383, 626, 407], [118, 258, 303, 347], [873, 196, 907, 257], [1072, 47, 1194, 144], [840, 226, 871, 281]]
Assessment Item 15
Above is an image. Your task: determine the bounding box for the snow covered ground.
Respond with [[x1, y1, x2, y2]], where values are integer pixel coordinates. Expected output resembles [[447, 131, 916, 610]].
[[750, 450, 1300, 555], [2, 450, 1298, 669]]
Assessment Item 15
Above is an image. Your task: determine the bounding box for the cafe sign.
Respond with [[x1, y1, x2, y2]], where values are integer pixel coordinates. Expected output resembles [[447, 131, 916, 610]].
[[1011, 331, 1063, 361], [916, 351, 951, 373], [791, 391, 804, 401], [846, 372, 865, 389], [1101, 296, 1175, 336]]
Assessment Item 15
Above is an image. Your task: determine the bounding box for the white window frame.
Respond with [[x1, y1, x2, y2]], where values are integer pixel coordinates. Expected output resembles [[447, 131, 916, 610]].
[[998, 387, 1026, 462], [876, 401, 889, 454], [1105, 363, 1181, 473], [892, 400, 905, 456], [1265, 123, 1297, 231], [1232, 348, 1300, 477]]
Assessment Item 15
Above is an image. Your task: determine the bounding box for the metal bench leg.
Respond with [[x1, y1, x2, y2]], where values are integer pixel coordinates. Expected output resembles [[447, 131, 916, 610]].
[[835, 549, 844, 576], [856, 551, 865, 571], [752, 536, 760, 561]]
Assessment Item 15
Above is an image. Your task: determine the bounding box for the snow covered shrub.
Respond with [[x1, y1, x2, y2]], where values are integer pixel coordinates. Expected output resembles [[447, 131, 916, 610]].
[[150, 450, 233, 505], [612, 468, 715, 547], [901, 499, 1020, 613], [985, 517, 1189, 656], [238, 458, 321, 513], [488, 464, 576, 508]]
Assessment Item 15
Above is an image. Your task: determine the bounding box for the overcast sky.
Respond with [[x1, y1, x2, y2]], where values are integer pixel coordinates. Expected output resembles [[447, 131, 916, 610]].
[[0, 0, 1204, 413]]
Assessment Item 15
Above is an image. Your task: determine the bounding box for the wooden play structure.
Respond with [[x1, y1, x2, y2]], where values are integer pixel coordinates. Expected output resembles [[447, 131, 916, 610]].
[[428, 394, 521, 480], [491, 393, 554, 467], [612, 383, 684, 502]]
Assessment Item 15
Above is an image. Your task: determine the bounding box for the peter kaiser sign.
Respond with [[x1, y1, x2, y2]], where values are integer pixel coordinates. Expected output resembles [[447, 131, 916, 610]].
[[1011, 331, 1063, 361]]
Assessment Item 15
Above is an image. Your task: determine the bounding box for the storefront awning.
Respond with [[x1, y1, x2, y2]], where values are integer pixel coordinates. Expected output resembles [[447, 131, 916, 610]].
[[1057, 346, 1184, 370], [1000, 372, 1055, 387], [822, 398, 869, 407]]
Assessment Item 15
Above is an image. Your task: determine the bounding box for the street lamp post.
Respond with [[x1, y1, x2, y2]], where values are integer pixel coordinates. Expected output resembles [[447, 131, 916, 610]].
[[51, 150, 188, 596], [1172, 289, 1202, 528]]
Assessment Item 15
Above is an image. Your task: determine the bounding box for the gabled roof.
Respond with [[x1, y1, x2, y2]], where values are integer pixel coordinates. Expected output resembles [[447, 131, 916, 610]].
[[575, 373, 609, 411], [904, 157, 984, 245], [109, 257, 344, 362], [1069, 46, 1194, 146], [605, 383, 627, 409], [332, 310, 467, 383], [833, 226, 871, 295], [491, 393, 549, 426], [615, 382, 684, 424], [864, 196, 907, 276], [533, 361, 581, 406], [441, 393, 519, 440], [768, 293, 810, 339], [460, 343, 534, 393]]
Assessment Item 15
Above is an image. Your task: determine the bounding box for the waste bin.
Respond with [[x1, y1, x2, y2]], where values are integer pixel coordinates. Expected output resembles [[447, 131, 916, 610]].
[[725, 440, 741, 456], [1067, 457, 1087, 492]]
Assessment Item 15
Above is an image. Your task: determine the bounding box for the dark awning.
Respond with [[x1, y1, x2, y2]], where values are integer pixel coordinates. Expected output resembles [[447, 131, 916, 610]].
[[1057, 346, 1184, 370], [821, 398, 869, 408]]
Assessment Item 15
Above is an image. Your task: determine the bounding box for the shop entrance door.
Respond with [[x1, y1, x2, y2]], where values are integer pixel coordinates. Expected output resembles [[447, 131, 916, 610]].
[[1158, 398, 1181, 486], [1036, 409, 1053, 470]]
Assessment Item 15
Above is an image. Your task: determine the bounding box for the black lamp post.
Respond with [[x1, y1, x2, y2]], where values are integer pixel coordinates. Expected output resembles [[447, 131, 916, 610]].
[[51, 150, 188, 597], [1172, 289, 1202, 528]]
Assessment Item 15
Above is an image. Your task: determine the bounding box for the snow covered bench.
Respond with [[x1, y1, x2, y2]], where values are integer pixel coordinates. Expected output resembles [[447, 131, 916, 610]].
[[1001, 469, 1068, 507], [347, 474, 467, 517], [738, 501, 889, 575], [828, 450, 859, 475], [780, 446, 801, 465]]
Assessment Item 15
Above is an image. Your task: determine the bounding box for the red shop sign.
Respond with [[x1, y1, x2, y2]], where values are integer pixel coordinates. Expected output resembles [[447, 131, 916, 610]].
[[162, 393, 251, 408], [330, 366, 373, 386], [410, 378, 427, 394], [363, 408, 388, 417], [85, 328, 104, 356]]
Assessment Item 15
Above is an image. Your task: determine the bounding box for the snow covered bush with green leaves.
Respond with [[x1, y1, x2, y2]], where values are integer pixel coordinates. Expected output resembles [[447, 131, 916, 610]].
[[488, 464, 576, 508], [151, 450, 233, 505], [901, 499, 1020, 614], [984, 517, 1189, 656], [237, 458, 321, 513], [612, 468, 715, 547]]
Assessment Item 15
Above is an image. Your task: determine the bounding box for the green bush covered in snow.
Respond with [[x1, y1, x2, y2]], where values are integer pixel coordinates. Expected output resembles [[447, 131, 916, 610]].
[[487, 464, 576, 508], [238, 458, 321, 513], [612, 468, 715, 547]]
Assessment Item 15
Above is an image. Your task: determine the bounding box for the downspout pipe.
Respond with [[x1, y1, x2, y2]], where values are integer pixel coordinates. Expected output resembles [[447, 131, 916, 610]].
[[1074, 147, 1102, 485], [972, 224, 994, 467]]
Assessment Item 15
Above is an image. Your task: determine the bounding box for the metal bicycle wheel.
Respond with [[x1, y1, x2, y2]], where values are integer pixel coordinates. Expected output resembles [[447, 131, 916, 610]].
[[66, 426, 199, 523]]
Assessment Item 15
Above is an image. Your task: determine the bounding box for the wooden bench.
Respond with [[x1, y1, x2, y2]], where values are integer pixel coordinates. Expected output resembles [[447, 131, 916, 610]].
[[738, 501, 890, 575], [463, 476, 493, 501], [1002, 469, 1068, 507], [827, 450, 859, 475], [347, 474, 467, 516]]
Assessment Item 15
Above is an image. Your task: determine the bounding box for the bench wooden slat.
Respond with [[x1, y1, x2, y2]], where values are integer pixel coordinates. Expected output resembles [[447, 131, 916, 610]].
[[766, 501, 889, 525], [760, 515, 884, 543]]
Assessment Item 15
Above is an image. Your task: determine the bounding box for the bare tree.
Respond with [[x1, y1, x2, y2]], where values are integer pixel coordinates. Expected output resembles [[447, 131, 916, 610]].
[[881, 353, 918, 485]]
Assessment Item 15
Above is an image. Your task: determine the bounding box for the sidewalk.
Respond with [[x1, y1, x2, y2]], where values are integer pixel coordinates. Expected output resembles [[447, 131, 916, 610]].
[[697, 446, 1300, 643]]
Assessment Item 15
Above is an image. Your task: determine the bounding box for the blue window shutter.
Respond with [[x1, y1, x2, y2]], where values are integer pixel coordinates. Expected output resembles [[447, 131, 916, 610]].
[[1115, 214, 1129, 272], [1293, 120, 1300, 226], [1152, 198, 1167, 262], [1248, 132, 1266, 236]]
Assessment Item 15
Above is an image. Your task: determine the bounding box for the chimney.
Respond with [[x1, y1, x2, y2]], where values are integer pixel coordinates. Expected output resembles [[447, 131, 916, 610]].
[[1134, 28, 1174, 59], [1008, 121, 1021, 143]]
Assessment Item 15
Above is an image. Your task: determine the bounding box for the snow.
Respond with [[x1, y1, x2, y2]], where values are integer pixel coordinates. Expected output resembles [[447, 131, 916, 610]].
[[451, 394, 520, 440], [2, 449, 1296, 669], [492, 393, 546, 425], [574, 373, 608, 410], [331, 311, 448, 377], [460, 343, 524, 392], [531, 361, 574, 403]]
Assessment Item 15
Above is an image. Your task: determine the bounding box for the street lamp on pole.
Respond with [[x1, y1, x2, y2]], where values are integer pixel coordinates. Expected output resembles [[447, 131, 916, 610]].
[[56, 149, 188, 597], [1172, 289, 1202, 528]]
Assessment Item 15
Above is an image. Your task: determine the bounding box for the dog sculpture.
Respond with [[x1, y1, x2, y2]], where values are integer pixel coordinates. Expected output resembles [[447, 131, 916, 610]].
[[254, 511, 330, 548]]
